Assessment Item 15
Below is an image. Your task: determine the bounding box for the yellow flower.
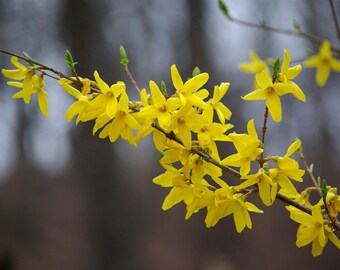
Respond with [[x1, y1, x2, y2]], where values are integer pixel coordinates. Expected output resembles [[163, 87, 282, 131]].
[[88, 71, 125, 118], [239, 51, 270, 75], [171, 64, 209, 109], [167, 104, 198, 149], [59, 78, 92, 123], [208, 82, 232, 124], [288, 205, 340, 256], [238, 168, 275, 206], [94, 91, 140, 145], [259, 139, 305, 204], [283, 189, 313, 209], [190, 109, 233, 149], [32, 75, 48, 117], [278, 49, 306, 102], [325, 188, 340, 218], [2, 56, 37, 104], [272, 139, 305, 183], [243, 70, 290, 122], [137, 80, 181, 131], [221, 119, 263, 176], [205, 186, 263, 232], [2, 56, 29, 80], [153, 165, 214, 218], [304, 40, 340, 87], [239, 51, 270, 89], [8, 74, 48, 117]]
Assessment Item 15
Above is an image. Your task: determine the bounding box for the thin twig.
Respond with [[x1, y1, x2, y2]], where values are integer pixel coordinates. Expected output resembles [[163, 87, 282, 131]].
[[226, 15, 340, 54], [329, 0, 340, 44], [0, 49, 101, 93], [299, 152, 340, 230], [259, 106, 269, 166], [299, 152, 320, 192], [123, 65, 141, 94]]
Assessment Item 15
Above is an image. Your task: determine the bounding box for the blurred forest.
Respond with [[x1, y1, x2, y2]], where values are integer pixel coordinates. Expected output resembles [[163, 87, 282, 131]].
[[0, 0, 340, 269]]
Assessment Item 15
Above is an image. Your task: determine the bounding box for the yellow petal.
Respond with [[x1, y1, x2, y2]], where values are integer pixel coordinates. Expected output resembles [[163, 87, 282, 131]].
[[316, 64, 330, 86], [320, 40, 331, 58], [281, 48, 290, 73], [94, 70, 110, 93], [329, 232, 340, 250], [153, 171, 175, 187], [183, 73, 209, 93], [162, 187, 193, 210], [171, 65, 183, 91], [286, 139, 301, 157], [242, 89, 267, 101], [233, 208, 247, 233], [149, 80, 165, 105], [158, 112, 171, 131], [304, 55, 321, 68], [37, 91, 48, 117], [266, 94, 282, 122], [285, 81, 306, 102], [177, 124, 192, 150], [255, 70, 272, 88]]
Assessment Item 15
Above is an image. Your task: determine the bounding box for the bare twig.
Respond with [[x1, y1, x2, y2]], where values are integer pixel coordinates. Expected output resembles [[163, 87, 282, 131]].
[[122, 65, 141, 94], [299, 152, 340, 230], [0, 49, 101, 93], [226, 14, 340, 54], [329, 0, 340, 43]]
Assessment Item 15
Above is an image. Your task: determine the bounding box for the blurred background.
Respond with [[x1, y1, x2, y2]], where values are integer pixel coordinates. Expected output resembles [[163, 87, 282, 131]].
[[0, 0, 340, 269]]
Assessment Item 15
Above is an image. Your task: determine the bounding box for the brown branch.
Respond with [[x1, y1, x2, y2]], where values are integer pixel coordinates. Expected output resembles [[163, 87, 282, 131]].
[[329, 0, 340, 44], [0, 49, 101, 93], [122, 65, 141, 94], [259, 106, 269, 167], [150, 122, 330, 221], [151, 122, 241, 179], [226, 15, 340, 54]]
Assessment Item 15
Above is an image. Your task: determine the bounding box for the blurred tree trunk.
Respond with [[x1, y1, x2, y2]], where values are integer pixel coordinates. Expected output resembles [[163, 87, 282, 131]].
[[60, 0, 127, 269]]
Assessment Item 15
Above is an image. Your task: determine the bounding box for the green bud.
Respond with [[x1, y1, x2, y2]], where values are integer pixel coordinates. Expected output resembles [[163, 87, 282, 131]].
[[23, 51, 34, 66], [161, 81, 168, 97], [272, 57, 280, 77], [321, 179, 329, 198], [119, 45, 129, 66], [292, 20, 301, 31], [192, 66, 201, 77], [297, 146, 303, 154], [317, 176, 321, 187], [159, 150, 165, 158], [65, 50, 77, 71], [218, 0, 230, 19]]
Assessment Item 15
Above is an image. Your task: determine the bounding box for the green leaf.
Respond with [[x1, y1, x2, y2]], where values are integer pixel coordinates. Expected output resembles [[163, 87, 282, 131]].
[[120, 45, 129, 66], [272, 57, 280, 77], [192, 66, 201, 77], [321, 179, 329, 198], [23, 51, 32, 60], [218, 0, 230, 19], [23, 51, 34, 66], [161, 81, 168, 97], [292, 20, 301, 31], [297, 146, 303, 154], [65, 50, 77, 71]]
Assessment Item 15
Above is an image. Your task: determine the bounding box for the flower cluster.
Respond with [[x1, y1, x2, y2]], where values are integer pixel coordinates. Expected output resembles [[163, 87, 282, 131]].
[[1, 44, 340, 257], [2, 56, 48, 116]]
